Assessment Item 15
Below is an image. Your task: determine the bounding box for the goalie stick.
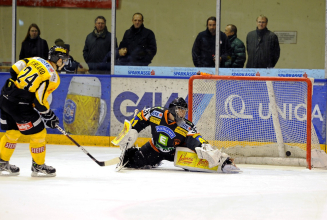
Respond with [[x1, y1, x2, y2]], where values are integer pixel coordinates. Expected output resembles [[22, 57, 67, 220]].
[[56, 125, 119, 166]]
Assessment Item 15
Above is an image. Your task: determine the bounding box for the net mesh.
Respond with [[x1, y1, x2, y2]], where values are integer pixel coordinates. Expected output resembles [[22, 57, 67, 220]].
[[190, 77, 320, 163]]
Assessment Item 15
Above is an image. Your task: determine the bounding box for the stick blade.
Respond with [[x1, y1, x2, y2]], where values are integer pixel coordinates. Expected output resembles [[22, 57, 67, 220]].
[[104, 157, 120, 166]]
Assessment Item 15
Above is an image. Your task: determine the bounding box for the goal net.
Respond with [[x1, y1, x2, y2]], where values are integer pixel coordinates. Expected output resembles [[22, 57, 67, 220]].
[[188, 75, 327, 169]]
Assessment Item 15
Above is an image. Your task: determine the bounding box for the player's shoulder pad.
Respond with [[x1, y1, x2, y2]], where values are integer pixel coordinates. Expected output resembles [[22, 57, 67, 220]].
[[184, 118, 195, 127], [142, 106, 165, 121], [177, 119, 195, 132]]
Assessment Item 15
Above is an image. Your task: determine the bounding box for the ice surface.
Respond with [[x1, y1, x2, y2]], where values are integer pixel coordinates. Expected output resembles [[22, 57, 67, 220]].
[[1, 143, 327, 220]]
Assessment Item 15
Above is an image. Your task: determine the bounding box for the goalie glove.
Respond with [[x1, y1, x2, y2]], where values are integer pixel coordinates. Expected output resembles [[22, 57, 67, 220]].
[[40, 109, 59, 129]]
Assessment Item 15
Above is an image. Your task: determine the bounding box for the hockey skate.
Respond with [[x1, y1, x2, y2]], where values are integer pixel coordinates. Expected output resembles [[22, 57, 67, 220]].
[[0, 159, 20, 176], [221, 158, 242, 173], [31, 160, 56, 177]]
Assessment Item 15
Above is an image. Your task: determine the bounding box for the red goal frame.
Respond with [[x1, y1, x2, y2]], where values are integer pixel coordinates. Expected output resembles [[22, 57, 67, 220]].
[[188, 75, 313, 169]]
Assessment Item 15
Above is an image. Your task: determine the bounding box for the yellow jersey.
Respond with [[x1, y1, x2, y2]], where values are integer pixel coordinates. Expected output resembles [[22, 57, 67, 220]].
[[11, 57, 60, 112]]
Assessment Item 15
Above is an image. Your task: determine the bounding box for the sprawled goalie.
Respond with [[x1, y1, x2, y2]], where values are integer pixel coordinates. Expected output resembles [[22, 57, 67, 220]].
[[113, 97, 240, 173]]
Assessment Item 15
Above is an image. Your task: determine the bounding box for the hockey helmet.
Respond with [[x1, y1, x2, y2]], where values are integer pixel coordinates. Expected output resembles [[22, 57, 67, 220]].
[[168, 97, 188, 121], [48, 45, 69, 64]]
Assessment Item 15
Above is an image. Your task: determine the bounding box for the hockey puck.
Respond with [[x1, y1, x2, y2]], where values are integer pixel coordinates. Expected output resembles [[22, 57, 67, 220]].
[[286, 151, 291, 156]]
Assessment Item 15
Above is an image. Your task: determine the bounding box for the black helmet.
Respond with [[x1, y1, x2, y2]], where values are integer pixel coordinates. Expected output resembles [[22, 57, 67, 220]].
[[168, 97, 188, 121], [48, 45, 69, 63]]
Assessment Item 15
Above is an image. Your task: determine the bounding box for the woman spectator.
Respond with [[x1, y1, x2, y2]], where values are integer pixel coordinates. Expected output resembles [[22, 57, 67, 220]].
[[19, 23, 49, 60]]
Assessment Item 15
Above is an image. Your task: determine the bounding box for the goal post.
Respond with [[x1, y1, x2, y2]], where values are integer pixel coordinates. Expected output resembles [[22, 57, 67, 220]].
[[188, 74, 325, 169]]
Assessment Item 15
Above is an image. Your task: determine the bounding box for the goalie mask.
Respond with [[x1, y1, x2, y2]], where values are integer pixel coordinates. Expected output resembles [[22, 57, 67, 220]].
[[168, 97, 188, 124], [48, 46, 69, 67]]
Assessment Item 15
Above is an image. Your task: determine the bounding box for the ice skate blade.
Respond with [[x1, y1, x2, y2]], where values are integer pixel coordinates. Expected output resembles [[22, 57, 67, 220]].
[[0, 171, 20, 176], [222, 165, 242, 173], [115, 161, 129, 172], [31, 172, 56, 177]]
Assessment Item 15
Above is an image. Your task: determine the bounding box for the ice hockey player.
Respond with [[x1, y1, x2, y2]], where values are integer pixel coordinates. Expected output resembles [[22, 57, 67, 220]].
[[0, 46, 68, 177], [116, 97, 239, 173]]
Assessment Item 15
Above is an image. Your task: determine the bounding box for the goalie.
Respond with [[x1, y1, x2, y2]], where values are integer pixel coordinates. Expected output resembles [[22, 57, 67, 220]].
[[114, 97, 240, 173]]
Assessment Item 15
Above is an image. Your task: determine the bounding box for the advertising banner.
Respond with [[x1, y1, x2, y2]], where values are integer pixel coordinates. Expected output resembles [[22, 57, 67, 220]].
[[114, 66, 325, 79], [110, 77, 189, 138], [0, 0, 119, 8], [0, 73, 326, 145], [0, 73, 111, 136]]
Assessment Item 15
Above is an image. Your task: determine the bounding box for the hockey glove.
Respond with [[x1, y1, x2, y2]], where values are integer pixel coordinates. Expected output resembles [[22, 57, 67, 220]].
[[40, 109, 59, 129]]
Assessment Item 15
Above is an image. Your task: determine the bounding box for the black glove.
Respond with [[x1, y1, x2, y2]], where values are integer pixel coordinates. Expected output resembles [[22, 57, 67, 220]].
[[40, 109, 59, 129]]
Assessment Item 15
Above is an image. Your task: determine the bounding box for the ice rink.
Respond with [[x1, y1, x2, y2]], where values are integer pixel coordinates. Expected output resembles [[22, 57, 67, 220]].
[[1, 143, 327, 220]]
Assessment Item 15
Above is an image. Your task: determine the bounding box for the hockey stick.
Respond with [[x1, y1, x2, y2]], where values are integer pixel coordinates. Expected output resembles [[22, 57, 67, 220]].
[[56, 125, 119, 166]]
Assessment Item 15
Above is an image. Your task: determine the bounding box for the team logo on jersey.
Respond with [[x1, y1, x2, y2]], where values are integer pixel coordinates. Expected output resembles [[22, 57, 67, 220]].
[[50, 72, 58, 82], [63, 99, 76, 124], [142, 108, 151, 120], [174, 127, 187, 137], [173, 139, 181, 146], [150, 117, 160, 125], [151, 110, 163, 119], [158, 134, 168, 146], [31, 146, 45, 154], [5, 142, 16, 149], [179, 122, 191, 131], [156, 126, 176, 139], [16, 122, 33, 131], [156, 137, 174, 153], [195, 135, 207, 144], [36, 58, 55, 73]]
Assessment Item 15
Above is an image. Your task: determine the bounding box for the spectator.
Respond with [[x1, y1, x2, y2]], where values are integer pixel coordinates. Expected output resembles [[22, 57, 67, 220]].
[[192, 16, 231, 68], [55, 38, 82, 73], [83, 16, 118, 74], [103, 41, 130, 66], [246, 15, 280, 68], [19, 23, 49, 60], [224, 24, 246, 68], [119, 12, 157, 66]]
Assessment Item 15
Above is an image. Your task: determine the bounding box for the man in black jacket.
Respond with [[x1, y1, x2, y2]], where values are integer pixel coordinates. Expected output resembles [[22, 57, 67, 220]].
[[246, 15, 280, 68], [192, 16, 231, 68], [118, 13, 157, 66], [224, 24, 246, 68], [83, 16, 118, 74]]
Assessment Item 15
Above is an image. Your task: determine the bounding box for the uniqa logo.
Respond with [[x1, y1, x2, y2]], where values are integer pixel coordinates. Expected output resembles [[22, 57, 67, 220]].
[[219, 94, 323, 121], [220, 95, 253, 119]]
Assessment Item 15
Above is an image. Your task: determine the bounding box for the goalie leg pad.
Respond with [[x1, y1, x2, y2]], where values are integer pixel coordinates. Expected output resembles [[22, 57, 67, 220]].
[[175, 147, 241, 173], [112, 120, 139, 150], [195, 144, 221, 168], [118, 129, 139, 150]]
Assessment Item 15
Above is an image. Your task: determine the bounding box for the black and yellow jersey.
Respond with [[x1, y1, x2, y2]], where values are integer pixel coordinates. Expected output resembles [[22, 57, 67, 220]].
[[10, 57, 60, 113], [130, 107, 208, 154]]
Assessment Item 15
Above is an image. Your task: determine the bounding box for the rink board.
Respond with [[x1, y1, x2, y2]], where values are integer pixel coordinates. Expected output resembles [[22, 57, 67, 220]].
[[0, 73, 326, 148]]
